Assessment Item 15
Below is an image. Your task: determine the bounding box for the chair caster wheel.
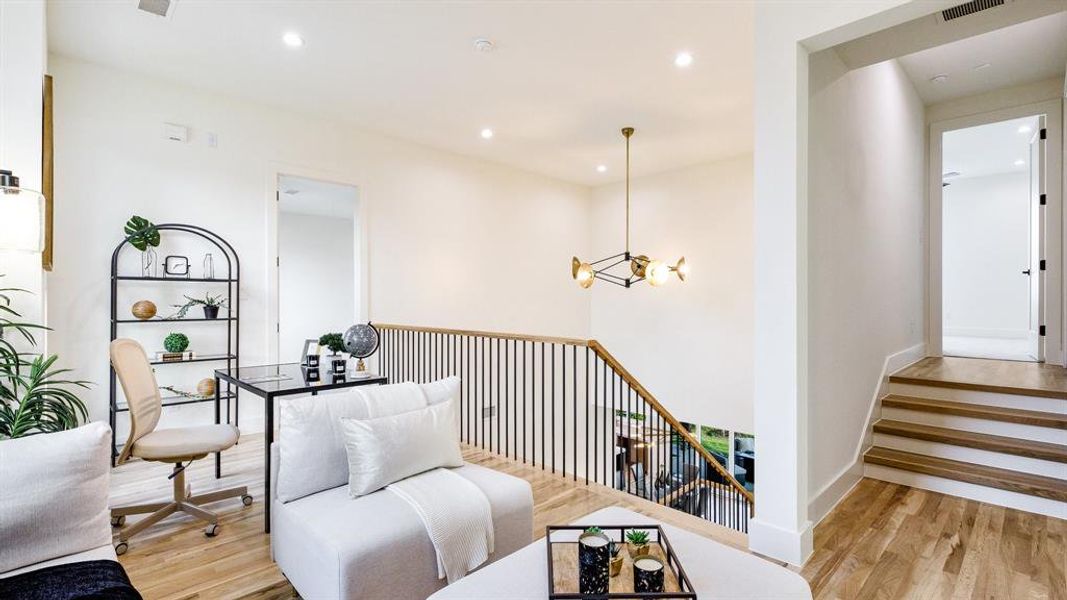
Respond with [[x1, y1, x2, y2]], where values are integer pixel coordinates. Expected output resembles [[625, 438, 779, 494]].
[[115, 542, 128, 556], [205, 523, 219, 537], [111, 515, 126, 528], [241, 494, 253, 507]]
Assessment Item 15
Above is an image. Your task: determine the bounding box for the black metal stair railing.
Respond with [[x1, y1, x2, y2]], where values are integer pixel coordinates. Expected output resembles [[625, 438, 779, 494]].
[[374, 323, 754, 534]]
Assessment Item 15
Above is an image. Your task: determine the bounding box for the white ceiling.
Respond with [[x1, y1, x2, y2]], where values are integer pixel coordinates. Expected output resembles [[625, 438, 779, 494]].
[[47, 1, 754, 186], [898, 11, 1067, 105], [278, 175, 357, 219], [943, 115, 1040, 181]]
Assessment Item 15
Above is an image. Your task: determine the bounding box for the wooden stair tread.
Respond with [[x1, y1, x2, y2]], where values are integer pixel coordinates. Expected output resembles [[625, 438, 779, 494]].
[[864, 447, 1067, 502], [889, 372, 1067, 399], [873, 419, 1067, 463], [882, 395, 1067, 429]]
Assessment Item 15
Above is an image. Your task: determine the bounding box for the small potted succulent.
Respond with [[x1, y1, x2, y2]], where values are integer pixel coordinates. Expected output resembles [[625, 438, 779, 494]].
[[168, 293, 228, 320], [609, 540, 624, 577], [626, 529, 651, 558]]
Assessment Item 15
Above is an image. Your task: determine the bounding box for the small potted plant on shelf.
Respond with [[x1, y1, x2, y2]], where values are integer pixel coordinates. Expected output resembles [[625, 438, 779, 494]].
[[626, 529, 650, 558], [609, 540, 624, 577], [167, 293, 228, 320], [319, 333, 347, 375]]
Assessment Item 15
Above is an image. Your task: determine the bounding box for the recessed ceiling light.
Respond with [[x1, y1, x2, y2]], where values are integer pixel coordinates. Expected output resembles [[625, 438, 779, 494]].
[[973, 62, 991, 71], [596, 165, 607, 173], [1014, 159, 1026, 166], [674, 52, 694, 68], [930, 74, 948, 84], [1018, 125, 1032, 134], [282, 32, 304, 48], [480, 128, 494, 139]]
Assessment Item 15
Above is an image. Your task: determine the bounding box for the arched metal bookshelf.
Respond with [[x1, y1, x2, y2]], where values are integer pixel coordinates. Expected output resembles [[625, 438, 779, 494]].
[[108, 223, 240, 465]]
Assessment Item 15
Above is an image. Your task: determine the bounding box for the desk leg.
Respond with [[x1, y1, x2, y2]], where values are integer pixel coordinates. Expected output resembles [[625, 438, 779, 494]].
[[214, 376, 221, 479], [264, 394, 273, 533]]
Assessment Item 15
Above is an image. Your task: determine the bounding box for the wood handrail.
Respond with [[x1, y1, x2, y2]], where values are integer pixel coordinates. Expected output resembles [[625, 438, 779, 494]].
[[374, 323, 589, 348], [374, 322, 755, 511], [589, 340, 755, 508]]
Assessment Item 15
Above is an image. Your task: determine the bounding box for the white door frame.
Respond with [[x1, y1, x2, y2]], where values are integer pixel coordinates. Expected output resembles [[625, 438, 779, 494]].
[[927, 98, 1064, 365], [264, 162, 371, 365]]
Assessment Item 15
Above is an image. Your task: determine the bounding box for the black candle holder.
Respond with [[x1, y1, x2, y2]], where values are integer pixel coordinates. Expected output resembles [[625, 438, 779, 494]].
[[578, 531, 611, 595], [633, 555, 665, 593], [302, 366, 320, 383], [305, 354, 320, 368]]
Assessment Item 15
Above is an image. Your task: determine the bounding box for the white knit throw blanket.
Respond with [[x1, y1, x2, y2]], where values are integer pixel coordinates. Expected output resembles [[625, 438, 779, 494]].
[[388, 468, 495, 583]]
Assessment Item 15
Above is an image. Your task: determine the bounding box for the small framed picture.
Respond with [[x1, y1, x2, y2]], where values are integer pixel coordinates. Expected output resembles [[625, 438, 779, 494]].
[[300, 339, 320, 367], [163, 255, 190, 278]]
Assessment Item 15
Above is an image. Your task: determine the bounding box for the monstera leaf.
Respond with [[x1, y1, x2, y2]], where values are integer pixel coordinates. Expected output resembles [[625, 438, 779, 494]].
[[124, 215, 160, 251]]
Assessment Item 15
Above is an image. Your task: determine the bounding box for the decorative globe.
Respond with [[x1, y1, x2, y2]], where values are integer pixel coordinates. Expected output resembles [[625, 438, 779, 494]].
[[343, 323, 379, 359]]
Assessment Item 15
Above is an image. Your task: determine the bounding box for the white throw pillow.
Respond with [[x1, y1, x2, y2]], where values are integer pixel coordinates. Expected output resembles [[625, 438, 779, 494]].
[[276, 382, 427, 503], [420, 376, 462, 432], [0, 422, 112, 574], [341, 400, 464, 497]]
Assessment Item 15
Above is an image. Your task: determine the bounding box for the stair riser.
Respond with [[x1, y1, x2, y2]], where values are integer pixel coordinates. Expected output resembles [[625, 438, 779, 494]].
[[872, 433, 1066, 479], [881, 407, 1067, 445], [889, 382, 1067, 414], [863, 463, 1067, 519]]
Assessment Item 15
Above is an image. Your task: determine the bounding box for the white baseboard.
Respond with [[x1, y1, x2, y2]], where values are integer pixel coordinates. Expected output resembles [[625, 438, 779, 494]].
[[807, 342, 926, 525], [747, 517, 813, 567]]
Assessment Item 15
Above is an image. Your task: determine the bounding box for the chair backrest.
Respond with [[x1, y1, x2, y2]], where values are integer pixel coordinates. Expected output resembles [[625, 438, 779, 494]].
[[110, 338, 162, 464]]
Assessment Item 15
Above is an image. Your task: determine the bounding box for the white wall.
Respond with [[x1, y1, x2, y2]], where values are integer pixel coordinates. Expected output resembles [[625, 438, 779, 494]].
[[806, 52, 926, 522], [589, 157, 753, 433], [278, 211, 355, 363], [0, 0, 47, 340], [47, 55, 591, 434], [943, 173, 1030, 338], [751, 0, 937, 565]]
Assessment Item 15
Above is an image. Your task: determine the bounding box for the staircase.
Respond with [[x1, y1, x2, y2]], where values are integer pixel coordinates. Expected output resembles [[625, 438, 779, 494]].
[[863, 357, 1067, 518]]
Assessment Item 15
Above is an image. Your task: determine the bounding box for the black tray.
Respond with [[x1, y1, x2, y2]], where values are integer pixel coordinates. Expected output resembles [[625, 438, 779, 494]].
[[545, 524, 697, 599]]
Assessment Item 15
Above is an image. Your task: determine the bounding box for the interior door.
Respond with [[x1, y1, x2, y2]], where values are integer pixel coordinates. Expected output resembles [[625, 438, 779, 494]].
[[1027, 118, 1046, 362]]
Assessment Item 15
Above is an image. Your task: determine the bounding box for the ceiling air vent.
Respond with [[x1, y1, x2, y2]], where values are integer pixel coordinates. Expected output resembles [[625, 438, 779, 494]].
[[137, 0, 173, 18], [941, 0, 1004, 21]]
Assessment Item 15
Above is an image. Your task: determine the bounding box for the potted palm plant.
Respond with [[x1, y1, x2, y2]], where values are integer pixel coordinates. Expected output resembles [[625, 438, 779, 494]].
[[0, 276, 90, 439]]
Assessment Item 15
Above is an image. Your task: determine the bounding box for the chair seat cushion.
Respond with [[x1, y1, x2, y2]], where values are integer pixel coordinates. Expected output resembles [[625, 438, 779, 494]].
[[132, 424, 239, 460], [271, 462, 533, 600]]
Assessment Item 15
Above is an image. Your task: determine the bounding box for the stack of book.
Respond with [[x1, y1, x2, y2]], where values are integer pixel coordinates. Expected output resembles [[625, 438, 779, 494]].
[[156, 351, 195, 362]]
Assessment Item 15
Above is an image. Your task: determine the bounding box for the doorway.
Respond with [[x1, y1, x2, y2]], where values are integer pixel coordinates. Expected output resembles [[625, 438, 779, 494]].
[[276, 175, 360, 363], [940, 115, 1044, 362]]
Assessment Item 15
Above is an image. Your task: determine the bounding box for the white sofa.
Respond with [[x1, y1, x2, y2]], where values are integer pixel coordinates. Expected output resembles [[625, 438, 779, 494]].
[[269, 382, 534, 600]]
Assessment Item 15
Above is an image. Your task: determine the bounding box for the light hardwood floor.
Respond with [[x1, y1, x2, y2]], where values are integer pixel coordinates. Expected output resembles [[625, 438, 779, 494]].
[[892, 356, 1067, 399], [110, 435, 1065, 599]]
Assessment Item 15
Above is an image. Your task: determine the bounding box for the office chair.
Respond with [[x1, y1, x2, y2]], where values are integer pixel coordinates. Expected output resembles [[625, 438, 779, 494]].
[[109, 339, 251, 554]]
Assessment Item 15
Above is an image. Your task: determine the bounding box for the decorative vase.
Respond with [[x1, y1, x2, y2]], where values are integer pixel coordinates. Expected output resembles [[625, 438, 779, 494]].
[[131, 300, 157, 320], [197, 378, 216, 397], [633, 555, 665, 593], [203, 253, 215, 279], [578, 531, 610, 595], [203, 305, 220, 319], [141, 248, 158, 278]]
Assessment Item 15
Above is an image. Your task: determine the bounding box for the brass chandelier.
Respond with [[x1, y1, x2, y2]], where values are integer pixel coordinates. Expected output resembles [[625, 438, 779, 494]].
[[571, 127, 687, 289]]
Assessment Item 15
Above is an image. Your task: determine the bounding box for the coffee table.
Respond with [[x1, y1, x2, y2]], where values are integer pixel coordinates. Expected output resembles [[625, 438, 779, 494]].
[[428, 506, 811, 599]]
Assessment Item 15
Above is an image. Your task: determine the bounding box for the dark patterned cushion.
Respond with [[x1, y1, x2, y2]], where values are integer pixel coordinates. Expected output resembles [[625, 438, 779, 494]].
[[0, 560, 141, 600]]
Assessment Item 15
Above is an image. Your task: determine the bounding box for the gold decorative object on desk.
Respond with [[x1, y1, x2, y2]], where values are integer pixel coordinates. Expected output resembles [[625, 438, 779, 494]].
[[131, 300, 157, 320]]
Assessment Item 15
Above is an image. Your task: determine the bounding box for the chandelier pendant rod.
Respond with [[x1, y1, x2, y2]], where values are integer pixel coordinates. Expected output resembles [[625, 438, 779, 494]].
[[623, 126, 633, 258]]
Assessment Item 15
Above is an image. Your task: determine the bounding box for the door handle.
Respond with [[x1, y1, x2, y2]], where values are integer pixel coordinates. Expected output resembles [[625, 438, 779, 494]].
[[1022, 269, 1032, 276]]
